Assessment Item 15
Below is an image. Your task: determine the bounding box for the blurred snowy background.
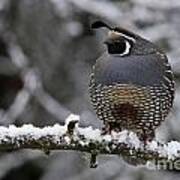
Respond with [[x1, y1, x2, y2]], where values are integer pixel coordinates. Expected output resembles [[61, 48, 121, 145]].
[[0, 0, 180, 179]]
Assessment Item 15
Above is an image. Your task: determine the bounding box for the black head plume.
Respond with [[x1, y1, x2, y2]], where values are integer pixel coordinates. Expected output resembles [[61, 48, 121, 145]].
[[91, 21, 137, 41], [91, 21, 112, 30]]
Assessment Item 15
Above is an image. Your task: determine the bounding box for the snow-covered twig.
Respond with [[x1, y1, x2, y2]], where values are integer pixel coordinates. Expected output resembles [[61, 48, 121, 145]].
[[0, 122, 180, 170]]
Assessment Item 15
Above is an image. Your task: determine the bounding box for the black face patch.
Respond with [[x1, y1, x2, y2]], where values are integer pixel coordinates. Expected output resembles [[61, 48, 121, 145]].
[[105, 37, 133, 56], [107, 40, 127, 54]]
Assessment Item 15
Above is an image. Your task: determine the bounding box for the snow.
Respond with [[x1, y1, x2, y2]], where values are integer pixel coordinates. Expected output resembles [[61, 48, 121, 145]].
[[147, 140, 158, 151], [65, 114, 80, 126], [65, 113, 80, 135], [108, 130, 141, 149], [0, 123, 141, 149], [127, 132, 141, 149], [161, 141, 180, 160], [147, 140, 180, 160], [78, 127, 141, 149], [0, 124, 66, 144], [0, 123, 180, 161], [78, 126, 180, 160], [78, 126, 101, 142], [102, 135, 112, 142]]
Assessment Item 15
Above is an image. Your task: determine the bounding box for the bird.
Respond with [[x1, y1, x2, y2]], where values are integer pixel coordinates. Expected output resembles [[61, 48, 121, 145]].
[[89, 21, 175, 143]]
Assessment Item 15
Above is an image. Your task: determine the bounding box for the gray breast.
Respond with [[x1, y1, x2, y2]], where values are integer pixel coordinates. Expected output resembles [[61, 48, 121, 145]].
[[94, 53, 164, 86]]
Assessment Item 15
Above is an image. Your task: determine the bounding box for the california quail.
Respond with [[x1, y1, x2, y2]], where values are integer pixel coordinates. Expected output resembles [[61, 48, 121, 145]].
[[89, 21, 175, 143]]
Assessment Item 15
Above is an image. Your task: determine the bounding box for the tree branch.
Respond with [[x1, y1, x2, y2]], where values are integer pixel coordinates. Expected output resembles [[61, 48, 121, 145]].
[[0, 116, 180, 170]]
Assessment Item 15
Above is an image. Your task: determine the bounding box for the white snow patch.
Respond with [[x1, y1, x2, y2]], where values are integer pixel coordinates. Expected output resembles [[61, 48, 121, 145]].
[[78, 126, 101, 141], [162, 141, 180, 159], [0, 124, 66, 144], [147, 140, 180, 160], [65, 114, 80, 134], [147, 140, 158, 151], [102, 135, 112, 142], [65, 114, 80, 126], [65, 114, 80, 124], [127, 132, 141, 149], [78, 128, 141, 149], [112, 130, 128, 142], [64, 136, 71, 144], [111, 130, 141, 149]]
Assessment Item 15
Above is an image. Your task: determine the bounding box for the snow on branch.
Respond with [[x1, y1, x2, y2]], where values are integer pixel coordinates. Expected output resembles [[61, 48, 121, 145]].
[[0, 114, 180, 170]]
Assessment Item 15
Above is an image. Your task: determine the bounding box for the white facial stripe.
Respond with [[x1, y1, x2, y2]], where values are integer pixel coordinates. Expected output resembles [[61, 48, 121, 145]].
[[108, 30, 136, 42], [120, 40, 131, 56], [121, 33, 136, 43]]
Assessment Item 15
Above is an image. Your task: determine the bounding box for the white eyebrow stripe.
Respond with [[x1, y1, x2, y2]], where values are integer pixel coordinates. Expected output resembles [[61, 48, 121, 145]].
[[120, 33, 136, 42], [110, 30, 136, 42]]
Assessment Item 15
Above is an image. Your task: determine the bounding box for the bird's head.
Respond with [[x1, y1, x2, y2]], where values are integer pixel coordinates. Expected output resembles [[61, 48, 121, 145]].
[[91, 21, 157, 56]]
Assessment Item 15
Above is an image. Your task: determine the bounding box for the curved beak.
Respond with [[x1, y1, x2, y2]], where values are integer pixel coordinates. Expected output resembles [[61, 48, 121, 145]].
[[104, 30, 121, 45]]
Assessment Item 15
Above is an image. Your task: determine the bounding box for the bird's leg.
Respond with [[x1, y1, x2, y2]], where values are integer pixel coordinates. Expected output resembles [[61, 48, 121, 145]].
[[101, 122, 123, 140], [101, 121, 111, 135], [140, 130, 155, 149]]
